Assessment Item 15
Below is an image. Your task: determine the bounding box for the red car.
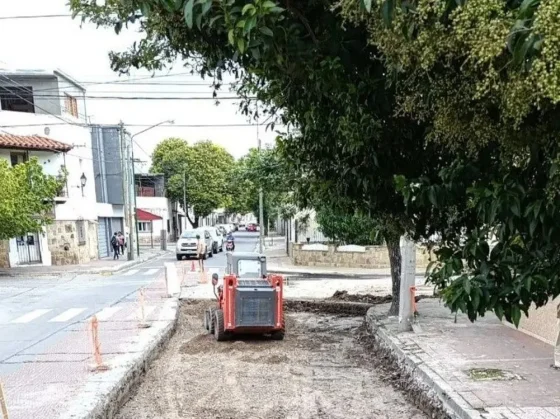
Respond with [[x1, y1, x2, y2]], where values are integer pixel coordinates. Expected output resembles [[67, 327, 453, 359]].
[[246, 223, 258, 232]]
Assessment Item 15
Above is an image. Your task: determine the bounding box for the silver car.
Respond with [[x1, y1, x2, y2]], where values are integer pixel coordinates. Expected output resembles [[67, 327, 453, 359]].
[[176, 228, 213, 260]]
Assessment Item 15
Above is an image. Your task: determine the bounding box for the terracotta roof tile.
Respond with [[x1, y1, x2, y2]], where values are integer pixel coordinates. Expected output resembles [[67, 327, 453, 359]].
[[0, 133, 72, 152]]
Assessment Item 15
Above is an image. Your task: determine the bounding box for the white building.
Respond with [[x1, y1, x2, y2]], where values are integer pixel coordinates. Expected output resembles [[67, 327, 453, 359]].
[[0, 67, 101, 267]]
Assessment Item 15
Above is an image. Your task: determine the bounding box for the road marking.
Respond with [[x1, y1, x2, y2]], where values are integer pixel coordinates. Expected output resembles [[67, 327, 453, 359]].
[[94, 306, 122, 321], [122, 269, 139, 276], [48, 308, 87, 323], [127, 305, 156, 320], [143, 268, 159, 276], [12, 309, 52, 324]]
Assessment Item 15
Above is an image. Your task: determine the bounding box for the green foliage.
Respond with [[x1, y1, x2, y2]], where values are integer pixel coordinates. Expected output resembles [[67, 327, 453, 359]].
[[315, 206, 383, 246], [0, 158, 61, 240], [151, 138, 234, 226]]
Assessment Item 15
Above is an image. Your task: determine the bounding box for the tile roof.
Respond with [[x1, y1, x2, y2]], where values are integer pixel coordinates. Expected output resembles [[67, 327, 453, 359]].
[[136, 208, 163, 221], [0, 133, 72, 152]]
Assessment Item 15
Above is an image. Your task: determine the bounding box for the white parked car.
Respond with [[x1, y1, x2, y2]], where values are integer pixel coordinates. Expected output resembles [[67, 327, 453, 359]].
[[209, 227, 224, 253], [176, 228, 213, 260]]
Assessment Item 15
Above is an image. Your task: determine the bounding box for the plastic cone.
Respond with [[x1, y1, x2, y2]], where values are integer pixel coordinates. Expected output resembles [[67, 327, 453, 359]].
[[191, 260, 196, 272]]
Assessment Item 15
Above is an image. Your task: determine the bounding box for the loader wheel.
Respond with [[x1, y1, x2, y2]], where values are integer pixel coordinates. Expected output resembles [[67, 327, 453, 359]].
[[208, 308, 216, 334], [214, 309, 227, 341], [270, 330, 285, 340], [203, 309, 211, 332]]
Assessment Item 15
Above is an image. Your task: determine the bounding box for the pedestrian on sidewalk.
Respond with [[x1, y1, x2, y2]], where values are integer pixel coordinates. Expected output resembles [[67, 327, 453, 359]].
[[196, 234, 206, 272], [111, 233, 119, 260], [117, 231, 125, 255]]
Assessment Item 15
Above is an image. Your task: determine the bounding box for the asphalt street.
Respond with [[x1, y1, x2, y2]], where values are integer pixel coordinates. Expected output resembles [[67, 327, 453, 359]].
[[0, 231, 258, 369]]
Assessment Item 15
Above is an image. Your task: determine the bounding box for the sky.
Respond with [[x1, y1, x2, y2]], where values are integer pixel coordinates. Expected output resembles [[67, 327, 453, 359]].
[[0, 0, 277, 167]]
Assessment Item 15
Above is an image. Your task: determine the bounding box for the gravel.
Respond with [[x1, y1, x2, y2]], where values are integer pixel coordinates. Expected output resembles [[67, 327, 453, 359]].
[[116, 299, 427, 419]]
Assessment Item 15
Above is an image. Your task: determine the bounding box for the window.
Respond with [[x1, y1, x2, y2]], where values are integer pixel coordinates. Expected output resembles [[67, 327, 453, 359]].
[[138, 222, 152, 232], [0, 86, 34, 113], [10, 152, 27, 167], [64, 94, 78, 118], [237, 260, 262, 278], [77, 220, 86, 245]]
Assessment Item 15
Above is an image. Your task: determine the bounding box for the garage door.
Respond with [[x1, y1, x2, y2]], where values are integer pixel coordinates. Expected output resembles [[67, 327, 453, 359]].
[[97, 218, 109, 258]]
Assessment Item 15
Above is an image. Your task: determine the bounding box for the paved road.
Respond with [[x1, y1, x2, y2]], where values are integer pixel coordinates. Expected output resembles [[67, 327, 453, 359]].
[[0, 231, 258, 367]]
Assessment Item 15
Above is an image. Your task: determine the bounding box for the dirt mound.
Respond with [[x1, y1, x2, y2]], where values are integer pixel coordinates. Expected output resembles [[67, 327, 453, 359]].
[[330, 290, 392, 304], [284, 299, 373, 316]]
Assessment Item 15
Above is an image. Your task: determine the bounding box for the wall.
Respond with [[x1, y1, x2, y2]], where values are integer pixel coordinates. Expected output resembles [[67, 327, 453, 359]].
[[54, 72, 88, 122], [0, 76, 62, 116], [292, 243, 433, 270], [46, 220, 98, 265], [91, 125, 124, 205], [0, 240, 10, 268]]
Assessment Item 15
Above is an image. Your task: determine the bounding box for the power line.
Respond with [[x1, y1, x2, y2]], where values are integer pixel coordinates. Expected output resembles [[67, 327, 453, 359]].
[[0, 14, 72, 20], [0, 122, 276, 128], [0, 93, 247, 100]]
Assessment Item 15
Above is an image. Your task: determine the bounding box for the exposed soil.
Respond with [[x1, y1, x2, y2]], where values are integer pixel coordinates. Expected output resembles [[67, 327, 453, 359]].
[[116, 299, 427, 419]]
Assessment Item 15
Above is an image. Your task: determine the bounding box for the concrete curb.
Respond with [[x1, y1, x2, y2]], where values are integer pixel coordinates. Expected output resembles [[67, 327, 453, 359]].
[[268, 267, 424, 279], [365, 308, 482, 419], [0, 250, 169, 278], [59, 298, 180, 419]]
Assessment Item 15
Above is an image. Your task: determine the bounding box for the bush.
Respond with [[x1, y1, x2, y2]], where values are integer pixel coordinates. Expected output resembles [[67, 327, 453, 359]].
[[315, 207, 383, 246]]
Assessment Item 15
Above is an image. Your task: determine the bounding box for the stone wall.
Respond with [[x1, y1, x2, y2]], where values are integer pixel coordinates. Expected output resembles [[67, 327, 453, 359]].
[[292, 243, 433, 270], [0, 240, 10, 268], [511, 298, 560, 346], [46, 220, 99, 266]]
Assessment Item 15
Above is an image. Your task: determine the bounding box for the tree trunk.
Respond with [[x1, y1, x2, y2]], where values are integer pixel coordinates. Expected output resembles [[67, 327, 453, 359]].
[[385, 234, 401, 316]]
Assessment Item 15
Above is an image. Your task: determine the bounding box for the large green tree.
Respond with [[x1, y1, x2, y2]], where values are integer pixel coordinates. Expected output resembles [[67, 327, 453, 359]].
[[0, 158, 61, 239], [151, 138, 234, 227], [340, 0, 560, 325]]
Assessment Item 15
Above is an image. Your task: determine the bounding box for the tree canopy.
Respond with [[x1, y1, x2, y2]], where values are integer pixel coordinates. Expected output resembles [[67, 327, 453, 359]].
[[151, 138, 234, 227], [0, 158, 61, 240], [71, 0, 560, 325]]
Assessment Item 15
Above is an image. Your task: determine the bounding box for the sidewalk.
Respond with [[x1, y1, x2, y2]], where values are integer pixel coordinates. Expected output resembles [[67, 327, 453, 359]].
[[0, 276, 178, 419], [0, 247, 170, 278], [367, 299, 560, 419], [262, 238, 425, 278]]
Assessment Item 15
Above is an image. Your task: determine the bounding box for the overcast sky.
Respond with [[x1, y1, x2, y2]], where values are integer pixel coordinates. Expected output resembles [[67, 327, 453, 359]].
[[0, 0, 277, 167]]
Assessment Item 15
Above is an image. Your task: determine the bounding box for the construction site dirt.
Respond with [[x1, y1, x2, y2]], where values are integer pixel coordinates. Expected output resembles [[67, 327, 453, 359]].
[[116, 299, 427, 419]]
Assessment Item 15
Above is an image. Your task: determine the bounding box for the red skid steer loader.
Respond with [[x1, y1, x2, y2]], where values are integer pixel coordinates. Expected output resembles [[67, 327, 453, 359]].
[[204, 252, 285, 341]]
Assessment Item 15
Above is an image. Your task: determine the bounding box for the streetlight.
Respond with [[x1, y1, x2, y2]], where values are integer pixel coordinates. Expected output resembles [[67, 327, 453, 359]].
[[80, 172, 87, 197], [129, 120, 175, 257]]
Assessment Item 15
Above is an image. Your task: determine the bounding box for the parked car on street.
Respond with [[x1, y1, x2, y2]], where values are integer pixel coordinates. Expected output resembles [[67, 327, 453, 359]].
[[176, 228, 213, 260], [246, 223, 258, 232], [216, 225, 228, 237], [209, 227, 224, 253]]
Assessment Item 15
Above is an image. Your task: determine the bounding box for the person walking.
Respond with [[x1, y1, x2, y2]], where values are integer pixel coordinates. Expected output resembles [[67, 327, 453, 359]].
[[111, 232, 119, 260], [117, 232, 125, 255], [196, 234, 206, 273]]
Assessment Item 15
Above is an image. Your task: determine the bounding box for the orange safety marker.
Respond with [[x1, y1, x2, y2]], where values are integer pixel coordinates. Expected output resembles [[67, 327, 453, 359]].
[[190, 260, 196, 272], [410, 286, 418, 316], [90, 316, 109, 372], [138, 288, 151, 329], [0, 380, 9, 419]]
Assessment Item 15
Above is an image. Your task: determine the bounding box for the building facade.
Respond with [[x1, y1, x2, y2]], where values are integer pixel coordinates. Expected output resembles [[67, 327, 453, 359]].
[[0, 67, 99, 266]]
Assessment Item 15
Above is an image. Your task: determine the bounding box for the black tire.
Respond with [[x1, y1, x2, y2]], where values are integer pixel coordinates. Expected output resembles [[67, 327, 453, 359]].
[[213, 244, 218, 254], [208, 249, 213, 258], [203, 309, 210, 331], [208, 308, 216, 334], [270, 330, 285, 340], [176, 254, 183, 261], [214, 309, 227, 341]]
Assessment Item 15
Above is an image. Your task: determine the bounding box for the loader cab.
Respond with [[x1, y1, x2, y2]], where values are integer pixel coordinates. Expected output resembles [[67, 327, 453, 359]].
[[226, 252, 267, 279]]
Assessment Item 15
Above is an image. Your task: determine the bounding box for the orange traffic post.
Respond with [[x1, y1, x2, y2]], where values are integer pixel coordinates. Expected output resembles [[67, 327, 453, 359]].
[[190, 260, 196, 272], [90, 315, 109, 372], [138, 288, 151, 329], [410, 286, 418, 316], [0, 380, 9, 419]]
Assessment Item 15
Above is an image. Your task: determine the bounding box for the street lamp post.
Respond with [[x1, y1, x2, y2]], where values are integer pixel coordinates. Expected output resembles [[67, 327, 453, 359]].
[[129, 119, 175, 257]]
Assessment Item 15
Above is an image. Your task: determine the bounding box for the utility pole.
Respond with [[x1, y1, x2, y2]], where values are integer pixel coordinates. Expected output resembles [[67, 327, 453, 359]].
[[257, 109, 264, 254], [119, 122, 134, 261], [130, 137, 140, 258], [183, 171, 187, 230]]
